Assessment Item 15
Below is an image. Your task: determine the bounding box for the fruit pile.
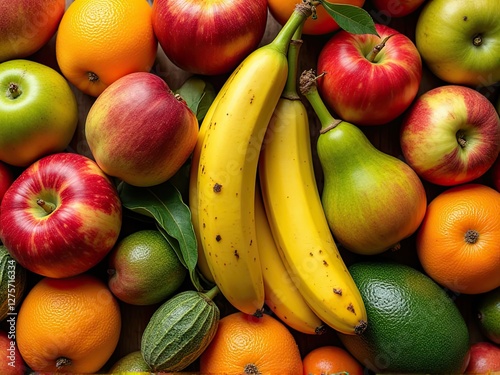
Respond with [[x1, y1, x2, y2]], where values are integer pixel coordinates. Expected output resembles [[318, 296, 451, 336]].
[[0, 0, 499, 374]]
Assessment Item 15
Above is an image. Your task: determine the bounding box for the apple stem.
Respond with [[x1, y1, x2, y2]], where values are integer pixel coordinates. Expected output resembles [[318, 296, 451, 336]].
[[7, 83, 22, 99], [55, 357, 72, 369], [366, 34, 395, 62], [472, 33, 483, 46], [456, 130, 467, 148], [37, 198, 56, 214], [299, 69, 342, 134]]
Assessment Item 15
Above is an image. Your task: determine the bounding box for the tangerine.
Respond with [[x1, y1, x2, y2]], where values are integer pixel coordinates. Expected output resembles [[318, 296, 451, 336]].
[[55, 0, 157, 97], [416, 183, 500, 294], [199, 312, 303, 374], [302, 345, 364, 375], [16, 273, 121, 373]]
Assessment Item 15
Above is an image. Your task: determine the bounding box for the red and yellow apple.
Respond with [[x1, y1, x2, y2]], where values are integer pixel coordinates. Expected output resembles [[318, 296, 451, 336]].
[[400, 85, 500, 186], [0, 0, 65, 63], [0, 152, 122, 278], [465, 342, 500, 374], [85, 72, 199, 187], [0, 59, 79, 167], [317, 23, 422, 126], [152, 0, 268, 75]]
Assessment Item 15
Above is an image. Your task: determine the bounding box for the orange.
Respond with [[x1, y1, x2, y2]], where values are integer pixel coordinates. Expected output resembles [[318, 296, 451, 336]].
[[416, 183, 500, 294], [267, 0, 366, 35], [302, 345, 364, 375], [16, 273, 121, 373], [55, 0, 157, 97], [199, 312, 303, 375]]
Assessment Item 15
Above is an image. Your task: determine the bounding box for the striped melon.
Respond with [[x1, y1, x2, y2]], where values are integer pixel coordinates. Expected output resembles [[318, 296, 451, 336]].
[[141, 287, 219, 372]]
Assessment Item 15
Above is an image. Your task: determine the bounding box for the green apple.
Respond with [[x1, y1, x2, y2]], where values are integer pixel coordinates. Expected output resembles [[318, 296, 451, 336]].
[[0, 59, 78, 167], [415, 0, 500, 87]]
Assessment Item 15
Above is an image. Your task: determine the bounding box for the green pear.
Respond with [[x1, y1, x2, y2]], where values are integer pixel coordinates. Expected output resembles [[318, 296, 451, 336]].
[[301, 70, 427, 255]]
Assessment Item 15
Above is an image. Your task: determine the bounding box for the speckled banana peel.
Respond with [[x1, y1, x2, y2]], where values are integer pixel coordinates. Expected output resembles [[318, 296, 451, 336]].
[[255, 185, 325, 335], [195, 4, 312, 316], [258, 87, 368, 335]]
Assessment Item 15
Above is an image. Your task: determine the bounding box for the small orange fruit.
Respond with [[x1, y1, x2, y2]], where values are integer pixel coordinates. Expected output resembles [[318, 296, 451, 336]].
[[416, 183, 500, 294], [267, 0, 366, 35], [16, 273, 121, 373], [199, 312, 303, 375], [302, 345, 364, 375], [55, 0, 157, 97]]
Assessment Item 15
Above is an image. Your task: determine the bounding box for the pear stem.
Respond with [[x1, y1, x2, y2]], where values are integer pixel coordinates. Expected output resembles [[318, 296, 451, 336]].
[[270, 0, 312, 56], [37, 199, 56, 214], [7, 83, 21, 99], [299, 69, 342, 133], [366, 34, 395, 62]]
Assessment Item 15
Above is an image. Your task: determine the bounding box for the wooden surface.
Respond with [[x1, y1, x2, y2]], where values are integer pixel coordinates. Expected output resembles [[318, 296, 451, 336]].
[[12, 0, 500, 373]]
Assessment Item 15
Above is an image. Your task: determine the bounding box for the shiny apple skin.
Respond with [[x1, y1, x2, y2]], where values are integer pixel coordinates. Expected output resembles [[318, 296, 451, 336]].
[[85, 72, 199, 187], [0, 0, 65, 63], [0, 153, 122, 278], [317, 23, 422, 126], [400, 85, 500, 186], [415, 0, 500, 87], [152, 0, 268, 75], [465, 342, 500, 374]]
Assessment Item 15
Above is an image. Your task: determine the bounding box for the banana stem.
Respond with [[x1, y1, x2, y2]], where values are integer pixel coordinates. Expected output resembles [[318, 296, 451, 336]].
[[282, 27, 304, 100], [271, 1, 312, 55], [299, 69, 342, 134]]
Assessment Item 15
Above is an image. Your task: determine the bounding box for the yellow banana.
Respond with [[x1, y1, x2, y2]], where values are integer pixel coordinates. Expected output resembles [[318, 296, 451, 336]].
[[258, 38, 368, 335], [196, 4, 313, 315], [255, 184, 325, 335]]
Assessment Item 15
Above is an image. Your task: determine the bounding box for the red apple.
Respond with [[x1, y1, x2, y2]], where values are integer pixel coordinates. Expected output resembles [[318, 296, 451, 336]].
[[370, 0, 426, 19], [400, 85, 500, 186], [0, 330, 26, 375], [151, 0, 268, 75], [0, 0, 65, 63], [0, 162, 13, 204], [465, 342, 500, 374], [317, 23, 422, 126], [0, 152, 122, 278], [85, 72, 199, 187]]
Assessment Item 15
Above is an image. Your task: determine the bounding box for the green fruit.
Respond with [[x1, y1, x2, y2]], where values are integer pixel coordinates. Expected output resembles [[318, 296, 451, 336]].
[[301, 78, 427, 255], [476, 287, 500, 344], [107, 229, 187, 306], [0, 59, 79, 167], [0, 245, 26, 321], [338, 261, 470, 373], [141, 287, 220, 372], [108, 350, 151, 373]]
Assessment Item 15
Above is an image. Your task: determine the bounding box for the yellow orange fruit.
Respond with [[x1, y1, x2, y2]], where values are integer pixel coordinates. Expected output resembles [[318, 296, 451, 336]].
[[302, 345, 364, 375], [16, 274, 121, 373], [56, 0, 157, 97], [199, 312, 303, 374], [417, 183, 500, 294]]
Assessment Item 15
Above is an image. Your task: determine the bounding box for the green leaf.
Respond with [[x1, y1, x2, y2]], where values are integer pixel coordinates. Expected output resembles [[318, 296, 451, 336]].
[[117, 180, 198, 273], [175, 76, 217, 122], [317, 1, 379, 36]]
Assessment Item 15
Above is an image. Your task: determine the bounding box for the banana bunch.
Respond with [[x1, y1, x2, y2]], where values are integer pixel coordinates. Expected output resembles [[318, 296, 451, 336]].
[[190, 1, 366, 336], [258, 36, 368, 335], [190, 3, 313, 316]]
